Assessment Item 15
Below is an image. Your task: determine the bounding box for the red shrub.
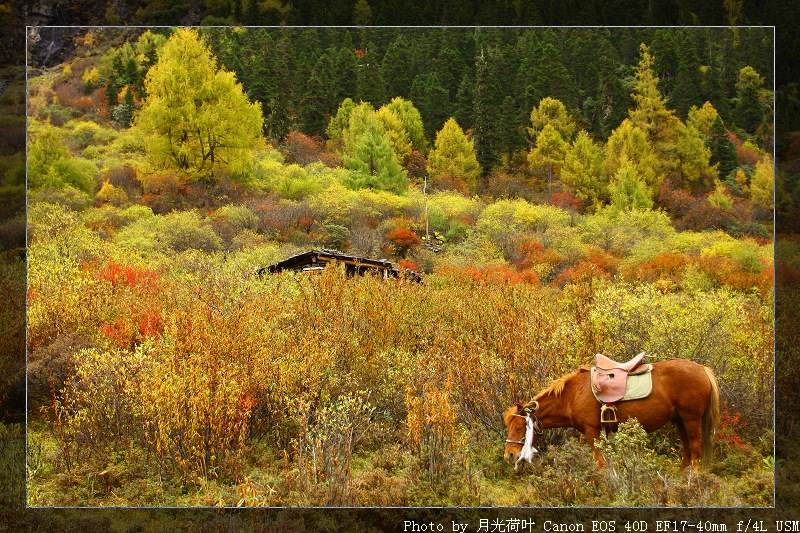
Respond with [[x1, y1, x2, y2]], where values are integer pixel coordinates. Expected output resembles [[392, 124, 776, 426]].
[[398, 259, 420, 272], [97, 260, 158, 289], [729, 131, 763, 168], [386, 228, 421, 258], [657, 180, 696, 218], [549, 191, 584, 213], [281, 130, 324, 166]]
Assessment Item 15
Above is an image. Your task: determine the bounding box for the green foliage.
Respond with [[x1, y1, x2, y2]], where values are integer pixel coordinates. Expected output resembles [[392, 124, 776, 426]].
[[161, 211, 224, 252], [385, 96, 429, 154], [28, 120, 100, 194], [594, 419, 660, 505], [134, 28, 264, 177], [609, 160, 654, 213], [561, 130, 607, 210]]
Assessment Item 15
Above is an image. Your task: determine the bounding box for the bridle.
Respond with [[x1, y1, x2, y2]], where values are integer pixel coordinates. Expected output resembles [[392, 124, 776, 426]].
[[505, 400, 544, 445]]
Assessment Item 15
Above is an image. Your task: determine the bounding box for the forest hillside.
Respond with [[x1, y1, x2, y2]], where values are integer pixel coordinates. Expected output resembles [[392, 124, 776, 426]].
[[21, 27, 777, 507]]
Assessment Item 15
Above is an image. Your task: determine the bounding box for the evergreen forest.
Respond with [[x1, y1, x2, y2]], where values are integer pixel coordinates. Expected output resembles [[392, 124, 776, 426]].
[[20, 26, 778, 507]]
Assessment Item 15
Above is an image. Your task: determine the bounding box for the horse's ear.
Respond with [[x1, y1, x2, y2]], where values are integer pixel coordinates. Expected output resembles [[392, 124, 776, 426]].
[[515, 401, 523, 411]]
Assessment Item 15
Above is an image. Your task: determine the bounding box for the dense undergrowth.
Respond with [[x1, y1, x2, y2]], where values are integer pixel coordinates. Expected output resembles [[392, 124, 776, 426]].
[[26, 210, 773, 505]]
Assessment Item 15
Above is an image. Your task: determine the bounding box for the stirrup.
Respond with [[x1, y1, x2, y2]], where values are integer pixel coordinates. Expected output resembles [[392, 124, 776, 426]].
[[600, 403, 618, 424]]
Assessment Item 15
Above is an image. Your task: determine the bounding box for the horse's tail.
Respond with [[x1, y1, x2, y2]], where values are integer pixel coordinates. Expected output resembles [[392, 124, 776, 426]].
[[701, 366, 720, 467]]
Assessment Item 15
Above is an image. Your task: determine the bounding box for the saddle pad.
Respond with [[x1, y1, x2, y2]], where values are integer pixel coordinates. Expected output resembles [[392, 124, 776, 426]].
[[591, 364, 653, 403]]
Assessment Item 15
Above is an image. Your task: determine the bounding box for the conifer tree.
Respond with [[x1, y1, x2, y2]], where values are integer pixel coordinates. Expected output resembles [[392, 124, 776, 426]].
[[609, 160, 654, 213], [562, 130, 607, 210], [385, 97, 429, 154], [734, 66, 765, 133], [427, 118, 482, 193], [528, 124, 567, 195], [342, 110, 408, 194], [134, 28, 263, 177], [707, 115, 738, 179]]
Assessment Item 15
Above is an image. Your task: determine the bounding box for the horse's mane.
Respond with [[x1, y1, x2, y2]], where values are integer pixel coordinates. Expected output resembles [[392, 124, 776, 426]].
[[533, 365, 590, 400]]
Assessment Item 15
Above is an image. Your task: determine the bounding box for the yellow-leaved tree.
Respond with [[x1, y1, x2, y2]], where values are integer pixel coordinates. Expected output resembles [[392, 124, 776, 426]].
[[134, 28, 264, 178]]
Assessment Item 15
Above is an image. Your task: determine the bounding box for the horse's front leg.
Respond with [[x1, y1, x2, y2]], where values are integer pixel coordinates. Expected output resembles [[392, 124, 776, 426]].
[[584, 428, 606, 467]]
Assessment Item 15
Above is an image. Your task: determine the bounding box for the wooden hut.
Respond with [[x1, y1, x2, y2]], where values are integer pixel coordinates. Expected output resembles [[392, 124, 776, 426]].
[[258, 249, 422, 282]]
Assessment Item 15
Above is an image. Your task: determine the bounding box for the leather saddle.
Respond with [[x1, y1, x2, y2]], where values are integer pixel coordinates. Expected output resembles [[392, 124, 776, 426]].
[[591, 352, 649, 404]]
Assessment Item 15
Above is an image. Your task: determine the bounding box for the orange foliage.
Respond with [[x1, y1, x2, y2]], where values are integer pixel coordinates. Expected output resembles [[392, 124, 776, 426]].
[[398, 259, 420, 272], [637, 252, 691, 283], [438, 264, 540, 285], [553, 259, 612, 286], [549, 191, 584, 213]]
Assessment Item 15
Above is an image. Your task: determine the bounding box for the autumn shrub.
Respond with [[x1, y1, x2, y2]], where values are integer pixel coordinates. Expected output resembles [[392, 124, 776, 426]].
[[594, 419, 661, 505], [386, 227, 421, 257], [102, 165, 140, 199], [209, 204, 260, 248], [281, 130, 324, 166], [406, 379, 462, 485], [632, 251, 691, 284], [293, 392, 374, 505], [160, 211, 223, 253]]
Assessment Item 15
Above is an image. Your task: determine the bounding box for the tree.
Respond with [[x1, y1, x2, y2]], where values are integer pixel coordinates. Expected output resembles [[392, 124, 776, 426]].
[[707, 116, 738, 179], [628, 43, 717, 191], [749, 157, 774, 210], [734, 66, 765, 133], [609, 160, 654, 213], [605, 119, 659, 192], [427, 118, 482, 193], [327, 98, 357, 149], [528, 97, 576, 143], [342, 106, 408, 194], [561, 130, 607, 210], [375, 106, 412, 165], [670, 34, 704, 119], [134, 28, 264, 178], [528, 124, 567, 196], [385, 97, 429, 154]]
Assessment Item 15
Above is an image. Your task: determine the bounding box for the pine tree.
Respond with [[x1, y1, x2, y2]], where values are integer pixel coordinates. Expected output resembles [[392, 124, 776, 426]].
[[473, 44, 505, 170], [427, 118, 482, 193], [707, 116, 738, 179], [342, 111, 408, 194], [381, 34, 414, 97], [355, 45, 387, 107], [670, 34, 703, 119], [734, 66, 764, 133]]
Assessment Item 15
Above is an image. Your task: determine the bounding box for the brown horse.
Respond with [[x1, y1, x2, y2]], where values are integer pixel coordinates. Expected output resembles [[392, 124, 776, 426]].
[[503, 359, 720, 471]]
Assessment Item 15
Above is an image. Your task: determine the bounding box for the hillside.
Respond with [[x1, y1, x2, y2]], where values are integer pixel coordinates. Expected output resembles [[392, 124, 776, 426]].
[[23, 26, 776, 507]]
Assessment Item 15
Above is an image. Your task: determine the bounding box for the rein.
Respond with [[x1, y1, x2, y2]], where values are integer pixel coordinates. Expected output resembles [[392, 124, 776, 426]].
[[505, 400, 544, 445]]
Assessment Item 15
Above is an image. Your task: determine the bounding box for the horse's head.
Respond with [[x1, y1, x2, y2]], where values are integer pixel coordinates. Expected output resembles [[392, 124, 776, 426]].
[[503, 401, 540, 467]]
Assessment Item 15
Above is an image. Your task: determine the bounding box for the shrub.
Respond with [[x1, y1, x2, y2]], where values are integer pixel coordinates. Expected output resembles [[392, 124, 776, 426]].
[[594, 419, 660, 505], [161, 211, 223, 253]]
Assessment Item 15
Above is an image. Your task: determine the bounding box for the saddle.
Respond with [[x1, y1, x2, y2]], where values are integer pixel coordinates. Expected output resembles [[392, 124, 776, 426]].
[[591, 352, 652, 424]]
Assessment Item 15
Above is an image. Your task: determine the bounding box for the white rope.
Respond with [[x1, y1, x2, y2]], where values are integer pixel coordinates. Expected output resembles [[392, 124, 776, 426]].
[[514, 414, 539, 469]]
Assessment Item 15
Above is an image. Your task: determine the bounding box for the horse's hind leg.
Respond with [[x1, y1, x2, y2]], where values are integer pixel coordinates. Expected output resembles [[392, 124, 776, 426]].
[[675, 419, 691, 471], [678, 415, 704, 471]]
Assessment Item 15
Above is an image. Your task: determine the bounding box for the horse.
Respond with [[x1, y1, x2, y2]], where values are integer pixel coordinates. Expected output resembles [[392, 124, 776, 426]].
[[503, 359, 720, 471]]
